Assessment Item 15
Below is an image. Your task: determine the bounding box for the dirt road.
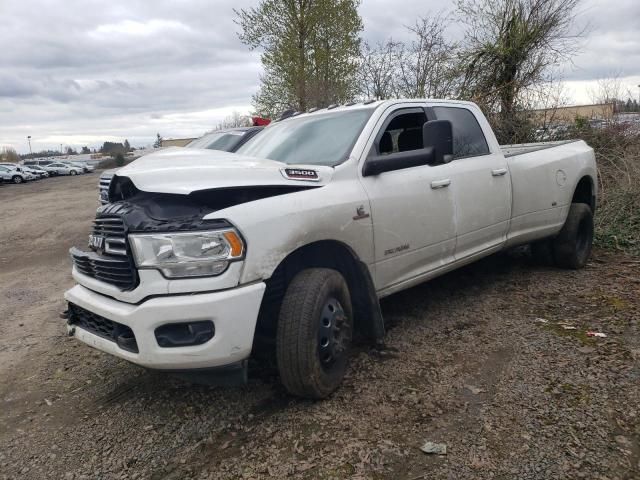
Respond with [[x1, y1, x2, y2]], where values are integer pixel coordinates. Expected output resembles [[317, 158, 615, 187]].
[[1, 174, 639, 479]]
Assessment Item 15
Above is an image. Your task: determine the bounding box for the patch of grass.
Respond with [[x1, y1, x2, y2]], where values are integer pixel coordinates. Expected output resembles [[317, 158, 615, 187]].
[[601, 295, 631, 311], [541, 322, 596, 346], [544, 381, 591, 407]]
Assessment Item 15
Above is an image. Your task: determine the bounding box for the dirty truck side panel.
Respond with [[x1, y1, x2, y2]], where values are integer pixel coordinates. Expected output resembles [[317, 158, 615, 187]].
[[354, 102, 458, 292], [505, 140, 597, 246], [208, 175, 375, 286]]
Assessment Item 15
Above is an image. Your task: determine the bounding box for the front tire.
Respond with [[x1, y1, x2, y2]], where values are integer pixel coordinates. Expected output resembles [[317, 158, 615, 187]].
[[552, 203, 594, 269], [276, 268, 353, 399], [70, 170, 77, 176], [12, 175, 23, 184]]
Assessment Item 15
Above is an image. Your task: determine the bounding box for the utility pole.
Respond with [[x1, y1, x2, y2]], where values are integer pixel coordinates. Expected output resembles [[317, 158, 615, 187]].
[[27, 136, 32, 155]]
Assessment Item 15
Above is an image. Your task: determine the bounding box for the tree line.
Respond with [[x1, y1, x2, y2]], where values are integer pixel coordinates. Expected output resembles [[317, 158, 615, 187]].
[[236, 0, 589, 143]]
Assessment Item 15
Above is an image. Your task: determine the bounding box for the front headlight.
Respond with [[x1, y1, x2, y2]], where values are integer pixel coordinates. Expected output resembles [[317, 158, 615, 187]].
[[129, 229, 245, 278]]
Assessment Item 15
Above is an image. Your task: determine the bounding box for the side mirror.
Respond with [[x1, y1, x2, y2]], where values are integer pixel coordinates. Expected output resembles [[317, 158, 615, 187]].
[[423, 120, 453, 164], [363, 148, 435, 177]]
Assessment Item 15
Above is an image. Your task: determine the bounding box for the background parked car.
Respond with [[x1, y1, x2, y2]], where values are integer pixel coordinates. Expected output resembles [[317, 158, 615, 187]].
[[24, 160, 54, 167], [22, 166, 48, 179], [64, 161, 94, 173], [43, 162, 82, 176], [25, 165, 50, 178], [99, 126, 265, 204], [0, 165, 31, 184], [0, 163, 37, 181]]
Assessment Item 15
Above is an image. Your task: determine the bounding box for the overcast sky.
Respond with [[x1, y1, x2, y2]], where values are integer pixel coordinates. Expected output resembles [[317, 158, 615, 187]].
[[1, 0, 639, 153]]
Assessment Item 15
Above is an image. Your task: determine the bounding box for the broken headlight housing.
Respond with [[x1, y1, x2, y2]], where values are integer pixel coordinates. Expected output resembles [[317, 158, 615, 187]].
[[129, 229, 245, 278]]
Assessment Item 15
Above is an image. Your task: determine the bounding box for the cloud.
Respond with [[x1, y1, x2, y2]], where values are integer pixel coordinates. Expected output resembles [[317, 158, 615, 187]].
[[90, 19, 191, 37], [1, 0, 639, 153]]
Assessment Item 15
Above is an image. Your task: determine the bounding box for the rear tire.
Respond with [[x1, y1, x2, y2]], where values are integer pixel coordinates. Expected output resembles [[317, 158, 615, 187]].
[[12, 175, 23, 184], [276, 268, 353, 399], [552, 203, 594, 269]]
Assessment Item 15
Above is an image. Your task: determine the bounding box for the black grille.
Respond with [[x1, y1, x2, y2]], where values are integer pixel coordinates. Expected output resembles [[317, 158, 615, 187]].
[[71, 215, 138, 290], [98, 173, 113, 204], [93, 216, 126, 250], [68, 303, 138, 353]]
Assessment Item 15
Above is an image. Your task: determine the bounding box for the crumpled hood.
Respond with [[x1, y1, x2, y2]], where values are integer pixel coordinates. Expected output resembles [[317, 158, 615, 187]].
[[116, 148, 333, 195]]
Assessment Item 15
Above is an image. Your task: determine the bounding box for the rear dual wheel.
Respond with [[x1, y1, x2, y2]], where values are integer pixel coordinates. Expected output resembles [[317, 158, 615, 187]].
[[276, 268, 353, 399], [532, 203, 594, 269]]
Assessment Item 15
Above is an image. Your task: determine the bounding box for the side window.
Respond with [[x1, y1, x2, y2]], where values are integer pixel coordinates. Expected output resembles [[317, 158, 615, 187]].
[[376, 109, 427, 156], [432, 107, 490, 159]]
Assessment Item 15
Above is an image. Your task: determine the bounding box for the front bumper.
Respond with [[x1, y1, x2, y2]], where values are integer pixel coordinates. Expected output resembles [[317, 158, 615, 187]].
[[64, 282, 266, 370]]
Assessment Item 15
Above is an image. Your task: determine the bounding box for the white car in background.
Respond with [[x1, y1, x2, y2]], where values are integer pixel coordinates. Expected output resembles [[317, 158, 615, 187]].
[[0, 165, 32, 184], [0, 163, 37, 181], [43, 162, 83, 176], [64, 161, 95, 173], [25, 165, 50, 178], [22, 166, 48, 179]]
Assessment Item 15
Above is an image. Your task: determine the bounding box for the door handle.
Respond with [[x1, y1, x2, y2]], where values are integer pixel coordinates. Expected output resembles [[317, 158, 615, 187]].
[[492, 168, 508, 176], [430, 179, 451, 189]]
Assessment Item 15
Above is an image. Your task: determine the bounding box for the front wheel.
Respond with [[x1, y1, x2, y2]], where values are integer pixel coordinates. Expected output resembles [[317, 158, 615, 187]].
[[69, 170, 77, 176], [276, 268, 353, 399], [552, 203, 594, 269], [12, 175, 23, 184]]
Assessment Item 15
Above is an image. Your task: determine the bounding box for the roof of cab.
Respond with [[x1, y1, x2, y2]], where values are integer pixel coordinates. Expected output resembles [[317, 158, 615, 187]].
[[276, 98, 477, 122]]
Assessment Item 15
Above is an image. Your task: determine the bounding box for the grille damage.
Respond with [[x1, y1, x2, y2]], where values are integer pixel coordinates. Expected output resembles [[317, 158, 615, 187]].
[[68, 303, 138, 353], [71, 215, 138, 290]]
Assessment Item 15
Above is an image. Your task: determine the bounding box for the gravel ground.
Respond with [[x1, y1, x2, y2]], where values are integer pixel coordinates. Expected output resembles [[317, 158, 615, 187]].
[[0, 174, 639, 480]]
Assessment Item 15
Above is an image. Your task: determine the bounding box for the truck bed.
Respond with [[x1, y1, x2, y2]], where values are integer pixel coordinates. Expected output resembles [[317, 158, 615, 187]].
[[500, 140, 579, 158]]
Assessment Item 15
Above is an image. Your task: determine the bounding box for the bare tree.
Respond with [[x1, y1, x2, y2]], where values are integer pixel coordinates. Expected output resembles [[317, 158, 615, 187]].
[[588, 72, 623, 106], [216, 111, 253, 130], [457, 0, 585, 140], [358, 40, 401, 100], [0, 147, 20, 163], [520, 73, 570, 129], [397, 13, 460, 99]]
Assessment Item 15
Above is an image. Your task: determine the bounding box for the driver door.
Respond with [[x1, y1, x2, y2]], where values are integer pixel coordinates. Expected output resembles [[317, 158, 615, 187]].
[[359, 106, 457, 294]]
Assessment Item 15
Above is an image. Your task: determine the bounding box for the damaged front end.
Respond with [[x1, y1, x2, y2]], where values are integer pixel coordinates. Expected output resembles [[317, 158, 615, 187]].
[[107, 173, 321, 225]]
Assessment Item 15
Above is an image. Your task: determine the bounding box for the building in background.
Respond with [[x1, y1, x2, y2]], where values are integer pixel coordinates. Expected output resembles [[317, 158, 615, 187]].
[[529, 103, 616, 127], [161, 138, 196, 148]]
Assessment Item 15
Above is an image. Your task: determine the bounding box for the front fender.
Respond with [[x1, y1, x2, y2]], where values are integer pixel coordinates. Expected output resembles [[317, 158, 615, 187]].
[[203, 178, 374, 284]]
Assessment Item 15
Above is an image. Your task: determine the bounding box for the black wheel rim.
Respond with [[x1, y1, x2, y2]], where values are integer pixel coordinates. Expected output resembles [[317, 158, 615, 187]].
[[317, 297, 350, 370]]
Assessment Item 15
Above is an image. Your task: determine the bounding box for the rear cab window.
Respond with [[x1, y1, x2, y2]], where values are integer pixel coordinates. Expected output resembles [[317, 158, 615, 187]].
[[432, 106, 490, 159]]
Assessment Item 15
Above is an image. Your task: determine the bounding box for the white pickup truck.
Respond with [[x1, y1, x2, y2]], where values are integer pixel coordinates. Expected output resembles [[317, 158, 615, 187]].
[[64, 99, 597, 398]]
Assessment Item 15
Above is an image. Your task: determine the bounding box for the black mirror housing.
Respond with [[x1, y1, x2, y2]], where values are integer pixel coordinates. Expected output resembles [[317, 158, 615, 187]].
[[423, 120, 453, 164], [363, 148, 435, 177]]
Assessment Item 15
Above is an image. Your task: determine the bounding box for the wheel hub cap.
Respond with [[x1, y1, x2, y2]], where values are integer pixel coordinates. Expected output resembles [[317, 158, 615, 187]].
[[318, 298, 349, 367]]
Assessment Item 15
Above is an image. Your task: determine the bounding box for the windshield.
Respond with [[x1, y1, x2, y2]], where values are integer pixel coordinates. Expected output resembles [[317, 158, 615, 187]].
[[236, 108, 374, 166], [186, 131, 246, 151]]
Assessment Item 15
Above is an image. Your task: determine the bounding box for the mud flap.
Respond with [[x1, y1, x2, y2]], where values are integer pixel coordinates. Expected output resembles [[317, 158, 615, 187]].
[[354, 260, 385, 343]]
